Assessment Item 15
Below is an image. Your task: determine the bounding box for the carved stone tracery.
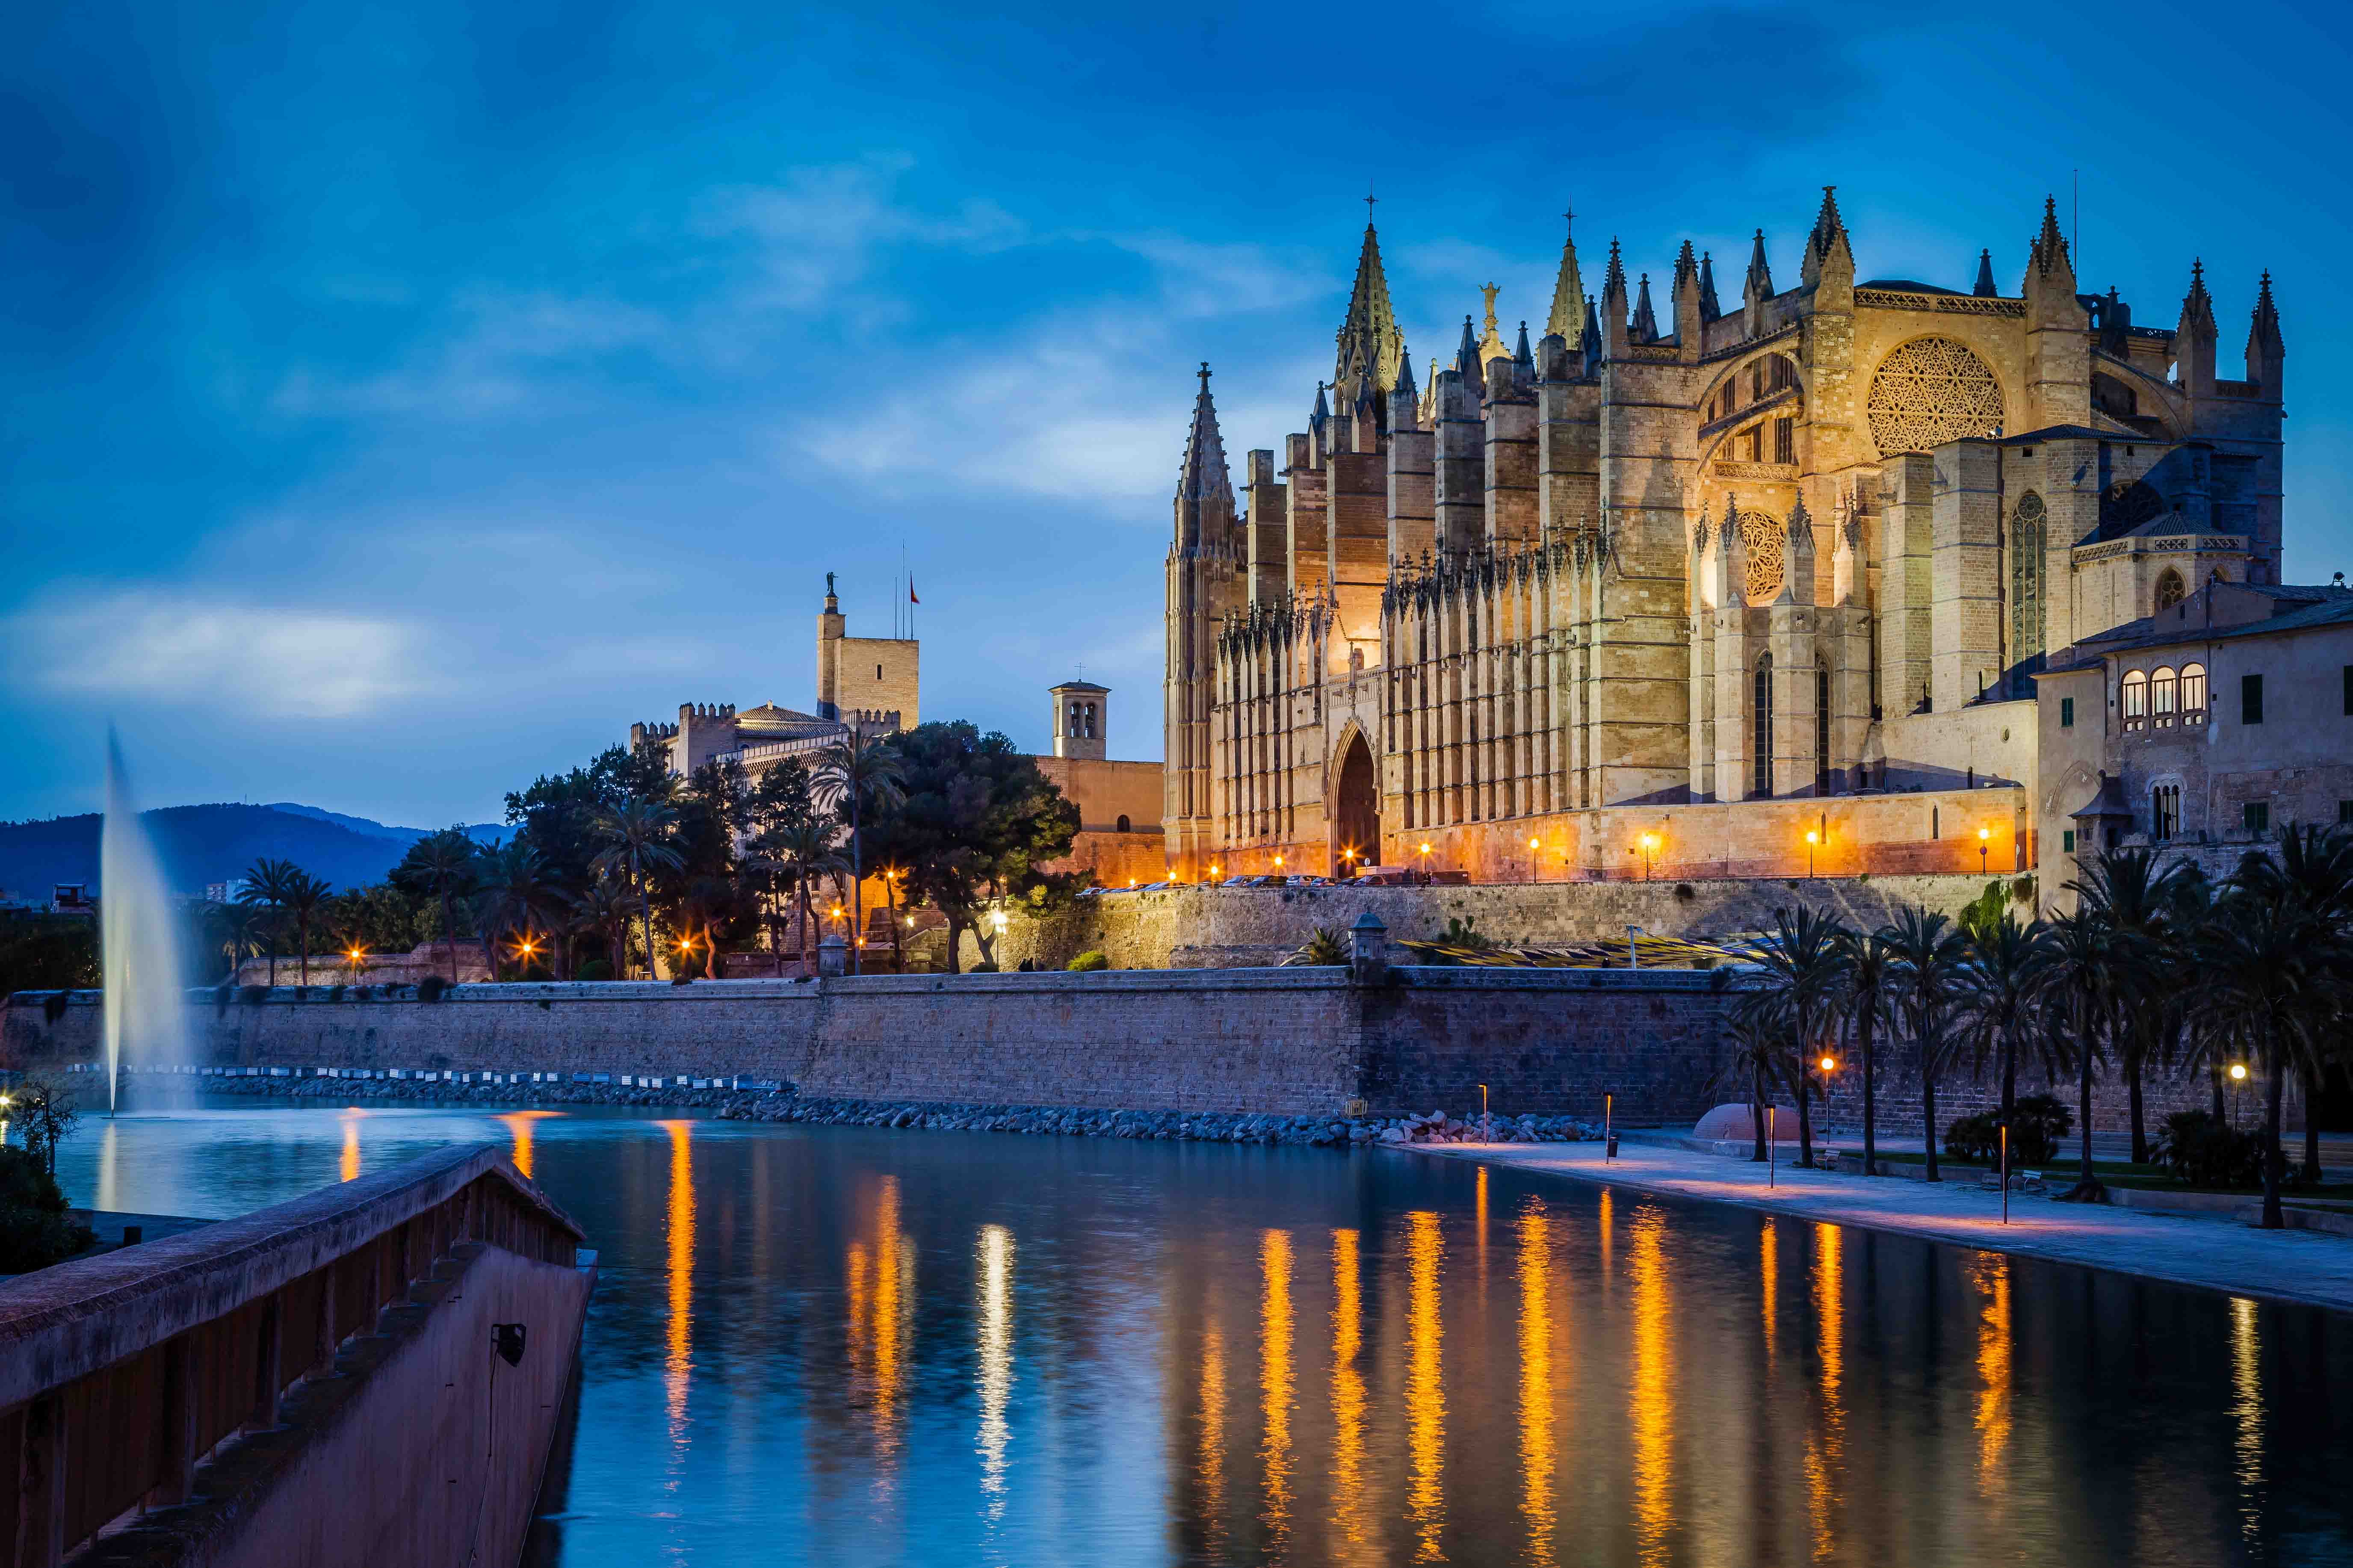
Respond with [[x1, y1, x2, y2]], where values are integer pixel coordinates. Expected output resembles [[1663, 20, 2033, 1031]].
[[1737, 510, 1785, 602], [1865, 336, 2006, 456]]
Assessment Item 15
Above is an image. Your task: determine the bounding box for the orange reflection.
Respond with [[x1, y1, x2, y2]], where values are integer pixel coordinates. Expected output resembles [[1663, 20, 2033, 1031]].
[[1598, 1186, 1614, 1286], [1406, 1211, 1446, 1562], [1329, 1229, 1369, 1563], [976, 1225, 1014, 1520], [2230, 1296, 2263, 1544], [1628, 1206, 1671, 1566], [1517, 1204, 1557, 1560], [873, 1178, 910, 1455], [1803, 1223, 1845, 1560], [1199, 1322, 1227, 1556], [659, 1121, 695, 1443], [497, 1109, 559, 1179], [1259, 1230, 1294, 1550], [1760, 1221, 1779, 1362], [338, 1109, 365, 1182], [1969, 1253, 2012, 1495]]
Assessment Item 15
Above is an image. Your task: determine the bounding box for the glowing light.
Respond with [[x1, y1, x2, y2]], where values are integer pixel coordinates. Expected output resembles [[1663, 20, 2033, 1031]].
[[1628, 1205, 1672, 1566], [1528, 837, 1540, 850], [1820, 1056, 1837, 1073], [1640, 832, 1659, 850], [497, 1109, 559, 1178], [1209, 864, 1221, 877], [1329, 1229, 1368, 1559], [1198, 1322, 1227, 1556], [661, 1119, 695, 1442], [1805, 829, 1819, 845], [1760, 1221, 1778, 1361], [1419, 843, 1431, 856], [339, 1110, 364, 1183], [1274, 855, 1284, 868], [1805, 1223, 1846, 1558], [1517, 1204, 1558, 1559], [1970, 1254, 2012, 1490], [1978, 826, 1991, 842], [976, 1224, 1014, 1518], [2230, 1063, 2248, 1082], [2230, 1295, 2264, 1542], [346, 947, 364, 962], [1406, 1211, 1446, 1562], [1259, 1230, 1294, 1549]]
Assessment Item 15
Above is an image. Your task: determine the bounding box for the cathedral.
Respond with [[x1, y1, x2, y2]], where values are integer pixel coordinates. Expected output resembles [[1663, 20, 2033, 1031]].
[[1163, 191, 2286, 882]]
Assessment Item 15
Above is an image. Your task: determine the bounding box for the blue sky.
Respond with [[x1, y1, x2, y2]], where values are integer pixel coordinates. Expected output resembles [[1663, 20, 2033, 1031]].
[[6, 0, 2352, 826]]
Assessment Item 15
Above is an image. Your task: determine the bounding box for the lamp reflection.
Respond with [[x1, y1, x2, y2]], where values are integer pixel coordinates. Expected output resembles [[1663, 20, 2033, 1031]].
[[1628, 1206, 1671, 1566], [498, 1109, 558, 1179], [339, 1109, 365, 1183], [1259, 1230, 1294, 1550], [1329, 1229, 1369, 1563], [1759, 1220, 1778, 1362], [1969, 1254, 2012, 1492], [660, 1120, 694, 1442], [2230, 1296, 2264, 1544], [1804, 1223, 1844, 1559], [1517, 1204, 1557, 1560], [1198, 1322, 1227, 1556], [1406, 1211, 1446, 1562], [976, 1225, 1014, 1521]]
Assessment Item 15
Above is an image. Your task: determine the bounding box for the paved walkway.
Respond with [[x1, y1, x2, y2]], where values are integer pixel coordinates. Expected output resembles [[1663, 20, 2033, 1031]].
[[1406, 1139, 2353, 1314]]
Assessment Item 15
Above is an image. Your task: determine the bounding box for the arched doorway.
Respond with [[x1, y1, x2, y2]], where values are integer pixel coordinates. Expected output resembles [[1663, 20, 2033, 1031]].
[[1332, 733, 1380, 873]]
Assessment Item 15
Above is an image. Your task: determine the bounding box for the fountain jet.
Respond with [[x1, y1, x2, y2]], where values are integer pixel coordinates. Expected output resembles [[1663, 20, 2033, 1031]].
[[101, 729, 190, 1110]]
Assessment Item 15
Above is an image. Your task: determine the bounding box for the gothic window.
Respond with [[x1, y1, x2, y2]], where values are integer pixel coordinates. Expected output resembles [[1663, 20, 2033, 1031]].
[[2152, 784, 2181, 841], [2152, 667, 2178, 727], [1744, 425, 1763, 461], [1774, 417, 1795, 465], [1767, 355, 1796, 393], [2010, 492, 2046, 669], [2122, 669, 2147, 732], [1864, 337, 2007, 455], [1737, 510, 1786, 602], [2182, 663, 2208, 723], [1815, 663, 1831, 796], [1753, 654, 1775, 799], [2155, 569, 2187, 613]]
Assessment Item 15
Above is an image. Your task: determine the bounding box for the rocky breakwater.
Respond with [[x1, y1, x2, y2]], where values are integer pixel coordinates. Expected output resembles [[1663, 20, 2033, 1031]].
[[198, 1074, 1599, 1149]]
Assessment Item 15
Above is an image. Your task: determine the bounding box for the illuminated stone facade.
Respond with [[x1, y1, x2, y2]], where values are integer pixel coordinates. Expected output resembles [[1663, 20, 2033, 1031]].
[[1164, 192, 2288, 880]]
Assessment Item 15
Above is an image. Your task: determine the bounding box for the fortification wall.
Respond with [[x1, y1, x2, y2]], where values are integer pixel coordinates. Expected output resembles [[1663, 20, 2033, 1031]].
[[990, 872, 2008, 971]]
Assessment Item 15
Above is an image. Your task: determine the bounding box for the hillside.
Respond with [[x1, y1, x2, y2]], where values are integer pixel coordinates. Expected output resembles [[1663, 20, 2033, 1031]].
[[0, 803, 503, 898]]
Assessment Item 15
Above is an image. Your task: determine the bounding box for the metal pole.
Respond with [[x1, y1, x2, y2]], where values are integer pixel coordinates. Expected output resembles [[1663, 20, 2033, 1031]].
[[1769, 1104, 1777, 1188], [2000, 1123, 2009, 1225], [1605, 1093, 1613, 1163], [1481, 1082, 1491, 1143]]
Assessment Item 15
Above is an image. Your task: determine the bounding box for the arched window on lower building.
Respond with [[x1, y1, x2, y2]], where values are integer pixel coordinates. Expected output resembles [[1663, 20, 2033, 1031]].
[[2152, 666, 2178, 728], [2182, 662, 2208, 724], [1753, 653, 1774, 799], [2122, 669, 2147, 732]]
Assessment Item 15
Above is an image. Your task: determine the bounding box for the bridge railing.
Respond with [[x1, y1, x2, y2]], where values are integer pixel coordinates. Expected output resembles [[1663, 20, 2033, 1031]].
[[0, 1143, 584, 1568]]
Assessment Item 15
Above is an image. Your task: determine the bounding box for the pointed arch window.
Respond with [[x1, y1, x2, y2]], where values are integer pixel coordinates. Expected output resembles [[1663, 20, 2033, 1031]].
[[2155, 569, 2187, 613], [1753, 653, 1775, 799], [2010, 492, 2046, 676], [1815, 661, 1832, 796]]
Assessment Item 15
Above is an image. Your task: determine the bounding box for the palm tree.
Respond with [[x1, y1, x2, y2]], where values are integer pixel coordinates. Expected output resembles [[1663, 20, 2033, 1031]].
[[281, 870, 332, 987], [594, 797, 684, 980], [1713, 991, 1793, 1163], [812, 722, 907, 976], [1835, 924, 1898, 1175], [2043, 905, 2110, 1200], [1753, 904, 1850, 1168], [569, 873, 637, 980], [474, 841, 560, 980], [1957, 911, 2058, 1173], [766, 815, 846, 976], [2071, 847, 2193, 1162], [1881, 905, 1970, 1182], [405, 830, 480, 983], [236, 857, 303, 986], [206, 899, 264, 984]]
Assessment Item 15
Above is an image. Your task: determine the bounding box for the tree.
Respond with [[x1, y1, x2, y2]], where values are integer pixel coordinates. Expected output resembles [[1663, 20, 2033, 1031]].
[[391, 830, 483, 983], [10, 1075, 79, 1177], [860, 722, 1079, 974], [202, 900, 265, 984], [1881, 905, 1969, 1183], [594, 798, 683, 980], [1713, 991, 1793, 1163], [236, 857, 304, 986], [473, 840, 562, 979], [812, 723, 908, 975], [281, 869, 333, 987], [1834, 924, 1898, 1175], [568, 872, 637, 981], [2043, 905, 2111, 1201], [2068, 847, 2193, 1163], [1957, 911, 2059, 1173], [1750, 905, 1850, 1169]]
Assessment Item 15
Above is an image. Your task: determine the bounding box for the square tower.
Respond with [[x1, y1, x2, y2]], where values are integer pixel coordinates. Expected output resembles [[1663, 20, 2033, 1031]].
[[1049, 679, 1109, 760]]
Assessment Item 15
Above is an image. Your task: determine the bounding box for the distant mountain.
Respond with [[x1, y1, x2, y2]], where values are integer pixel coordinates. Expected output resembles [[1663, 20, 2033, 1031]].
[[0, 803, 504, 899]]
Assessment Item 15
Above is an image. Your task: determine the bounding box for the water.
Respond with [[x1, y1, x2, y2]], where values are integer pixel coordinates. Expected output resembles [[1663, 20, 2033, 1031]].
[[99, 729, 190, 1106], [51, 1105, 2353, 1566]]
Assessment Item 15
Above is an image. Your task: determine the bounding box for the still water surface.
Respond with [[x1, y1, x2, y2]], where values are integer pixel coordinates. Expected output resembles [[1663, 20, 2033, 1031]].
[[53, 1104, 2353, 1566]]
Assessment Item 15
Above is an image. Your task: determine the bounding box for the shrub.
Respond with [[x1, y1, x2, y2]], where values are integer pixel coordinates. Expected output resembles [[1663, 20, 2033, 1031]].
[[969, 961, 999, 973], [239, 984, 270, 1006], [0, 1147, 90, 1273], [2151, 1110, 2265, 1189], [2010, 874, 2037, 905], [577, 959, 614, 982], [1067, 950, 1110, 972], [1944, 1093, 2072, 1166], [1437, 915, 1493, 950], [418, 975, 451, 1003], [326, 984, 346, 1002], [1673, 883, 1697, 901], [1282, 928, 1347, 967]]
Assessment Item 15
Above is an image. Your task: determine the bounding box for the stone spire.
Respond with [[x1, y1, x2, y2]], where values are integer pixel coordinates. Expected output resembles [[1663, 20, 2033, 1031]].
[[1580, 294, 1602, 362], [1672, 239, 1698, 295], [1779, 493, 1815, 606], [1176, 362, 1233, 506], [1697, 251, 1721, 323], [1392, 344, 1419, 431], [2175, 260, 2217, 401], [1973, 248, 1998, 297], [1719, 491, 1748, 607], [1545, 208, 1588, 343], [2029, 195, 2074, 284], [1744, 228, 1773, 301], [1333, 218, 1404, 396], [1454, 316, 1481, 381], [1631, 272, 1658, 342], [1513, 319, 1534, 372], [1801, 186, 1853, 289], [2246, 269, 2285, 389]]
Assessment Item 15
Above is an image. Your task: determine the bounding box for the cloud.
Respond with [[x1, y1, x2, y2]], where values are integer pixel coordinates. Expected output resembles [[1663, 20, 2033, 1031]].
[[3, 593, 427, 719]]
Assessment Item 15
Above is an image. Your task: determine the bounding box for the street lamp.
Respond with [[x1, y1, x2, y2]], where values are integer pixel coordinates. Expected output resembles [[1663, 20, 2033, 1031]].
[[1818, 1055, 1838, 1160], [1978, 825, 1991, 874], [1527, 836, 1540, 885], [1209, 862, 1221, 880], [1639, 831, 1659, 882], [1419, 842, 1432, 885], [2230, 1061, 2248, 1126], [1805, 828, 1818, 880], [345, 946, 365, 983]]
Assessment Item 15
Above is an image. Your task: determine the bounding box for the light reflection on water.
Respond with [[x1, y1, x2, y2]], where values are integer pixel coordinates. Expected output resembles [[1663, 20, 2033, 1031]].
[[42, 1103, 2353, 1568]]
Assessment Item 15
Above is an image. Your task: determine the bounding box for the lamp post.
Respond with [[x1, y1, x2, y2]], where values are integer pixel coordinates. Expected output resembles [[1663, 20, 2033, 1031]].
[[1818, 1055, 1838, 1164], [1480, 1082, 1491, 1143], [1978, 825, 1991, 875], [1639, 832, 1659, 882], [2230, 1061, 2248, 1127], [345, 946, 365, 985], [1419, 842, 1432, 886], [1805, 828, 1818, 880], [1528, 837, 1540, 886]]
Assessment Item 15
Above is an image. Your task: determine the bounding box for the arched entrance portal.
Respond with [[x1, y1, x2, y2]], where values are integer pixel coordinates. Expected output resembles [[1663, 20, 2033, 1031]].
[[1332, 733, 1380, 874]]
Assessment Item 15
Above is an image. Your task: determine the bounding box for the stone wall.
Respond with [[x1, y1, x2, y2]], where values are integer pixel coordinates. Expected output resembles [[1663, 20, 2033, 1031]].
[[985, 871, 2012, 972]]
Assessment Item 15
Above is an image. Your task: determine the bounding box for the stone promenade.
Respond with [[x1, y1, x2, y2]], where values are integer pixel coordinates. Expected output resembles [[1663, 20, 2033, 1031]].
[[1406, 1138, 2353, 1314]]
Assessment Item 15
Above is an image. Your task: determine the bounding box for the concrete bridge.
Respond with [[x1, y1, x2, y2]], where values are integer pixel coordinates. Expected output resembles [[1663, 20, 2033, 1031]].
[[0, 1144, 591, 1568]]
